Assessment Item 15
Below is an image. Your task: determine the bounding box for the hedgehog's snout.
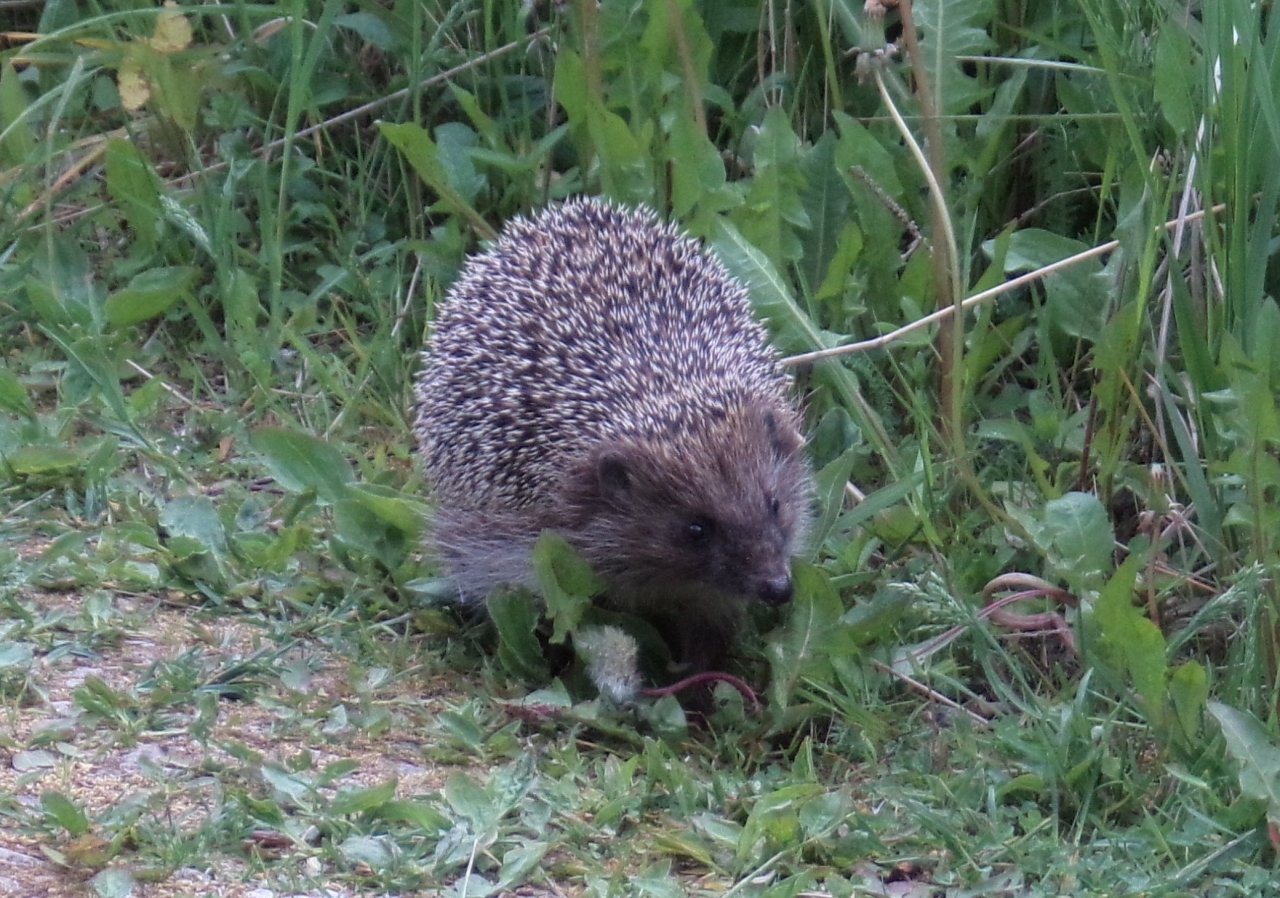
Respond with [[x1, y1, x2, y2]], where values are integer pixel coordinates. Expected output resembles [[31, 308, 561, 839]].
[[756, 573, 793, 607]]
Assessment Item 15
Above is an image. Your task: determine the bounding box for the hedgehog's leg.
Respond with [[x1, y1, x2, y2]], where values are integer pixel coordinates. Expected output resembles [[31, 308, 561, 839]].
[[674, 614, 737, 674], [642, 602, 740, 676], [642, 610, 752, 714]]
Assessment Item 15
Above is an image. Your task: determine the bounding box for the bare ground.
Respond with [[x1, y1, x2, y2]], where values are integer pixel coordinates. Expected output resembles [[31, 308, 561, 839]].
[[0, 592, 481, 898]]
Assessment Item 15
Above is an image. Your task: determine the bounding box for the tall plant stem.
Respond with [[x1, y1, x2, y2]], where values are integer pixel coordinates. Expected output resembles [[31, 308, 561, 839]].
[[897, 1, 963, 454]]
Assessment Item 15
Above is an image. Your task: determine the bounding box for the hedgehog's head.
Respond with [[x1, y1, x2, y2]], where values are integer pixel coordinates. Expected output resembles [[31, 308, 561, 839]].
[[558, 400, 811, 610]]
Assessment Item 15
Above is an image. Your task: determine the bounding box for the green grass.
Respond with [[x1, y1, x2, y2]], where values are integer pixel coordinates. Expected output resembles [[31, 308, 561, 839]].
[[3, 0, 1280, 895]]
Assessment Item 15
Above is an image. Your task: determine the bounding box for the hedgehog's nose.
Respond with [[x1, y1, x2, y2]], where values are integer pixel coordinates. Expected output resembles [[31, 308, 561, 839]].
[[757, 575, 793, 607]]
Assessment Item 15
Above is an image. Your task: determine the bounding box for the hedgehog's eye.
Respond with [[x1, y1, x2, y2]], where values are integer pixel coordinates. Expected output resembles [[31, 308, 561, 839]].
[[685, 516, 715, 546], [768, 496, 781, 519]]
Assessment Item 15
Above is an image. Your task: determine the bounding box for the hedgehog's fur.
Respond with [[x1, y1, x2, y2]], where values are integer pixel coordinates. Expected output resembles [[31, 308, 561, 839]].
[[413, 198, 812, 674]]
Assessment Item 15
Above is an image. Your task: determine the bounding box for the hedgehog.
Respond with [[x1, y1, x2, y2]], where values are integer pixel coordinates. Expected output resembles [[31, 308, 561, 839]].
[[413, 197, 812, 676]]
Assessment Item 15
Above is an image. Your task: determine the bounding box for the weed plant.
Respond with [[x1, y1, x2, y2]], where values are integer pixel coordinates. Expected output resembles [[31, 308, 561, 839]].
[[2, 0, 1280, 896]]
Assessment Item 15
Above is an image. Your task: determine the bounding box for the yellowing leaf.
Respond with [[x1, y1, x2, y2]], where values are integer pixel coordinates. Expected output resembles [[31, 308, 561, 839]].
[[151, 1, 193, 53], [118, 54, 150, 110]]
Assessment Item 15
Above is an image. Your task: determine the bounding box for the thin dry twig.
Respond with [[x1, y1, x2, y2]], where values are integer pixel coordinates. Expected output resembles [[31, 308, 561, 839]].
[[783, 202, 1229, 368], [870, 658, 991, 727]]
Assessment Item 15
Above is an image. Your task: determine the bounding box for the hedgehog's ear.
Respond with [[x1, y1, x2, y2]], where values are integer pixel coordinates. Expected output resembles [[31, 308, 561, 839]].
[[596, 449, 633, 502], [762, 407, 803, 460]]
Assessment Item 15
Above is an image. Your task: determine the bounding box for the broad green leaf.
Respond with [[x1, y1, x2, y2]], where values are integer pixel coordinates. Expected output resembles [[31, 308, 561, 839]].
[[993, 230, 1105, 342], [82, 436, 121, 488], [337, 835, 397, 871], [488, 589, 548, 683], [160, 495, 228, 556], [553, 48, 651, 203], [221, 266, 261, 330], [74, 676, 137, 713], [340, 483, 427, 537], [443, 772, 496, 826], [552, 48, 588, 129], [736, 106, 809, 264], [1154, 26, 1196, 133], [41, 791, 90, 837], [591, 106, 652, 204], [624, 861, 688, 898], [104, 266, 196, 328], [333, 495, 412, 570], [331, 779, 398, 816], [1168, 661, 1208, 745], [798, 788, 854, 836], [913, 0, 996, 116], [766, 561, 843, 710], [105, 139, 163, 249], [491, 753, 539, 815], [0, 366, 34, 419], [736, 783, 826, 866], [814, 223, 863, 303], [712, 219, 899, 476], [317, 758, 360, 787], [148, 52, 199, 133], [89, 868, 135, 898], [650, 829, 714, 867], [996, 229, 1090, 272], [1209, 701, 1280, 825], [434, 121, 485, 203], [712, 218, 828, 356], [839, 473, 926, 550], [1040, 491, 1114, 586], [379, 121, 491, 235], [0, 62, 35, 165], [334, 11, 396, 51], [1092, 554, 1167, 729], [532, 531, 599, 644], [496, 842, 550, 891], [0, 642, 33, 668], [641, 0, 711, 82], [250, 427, 352, 504], [13, 750, 57, 772], [667, 111, 730, 221], [370, 799, 451, 834], [261, 764, 312, 807], [5, 445, 80, 476], [829, 108, 911, 285], [41, 332, 140, 441], [449, 86, 499, 145], [839, 584, 913, 647], [28, 234, 100, 329], [799, 131, 850, 296], [810, 439, 860, 551]]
